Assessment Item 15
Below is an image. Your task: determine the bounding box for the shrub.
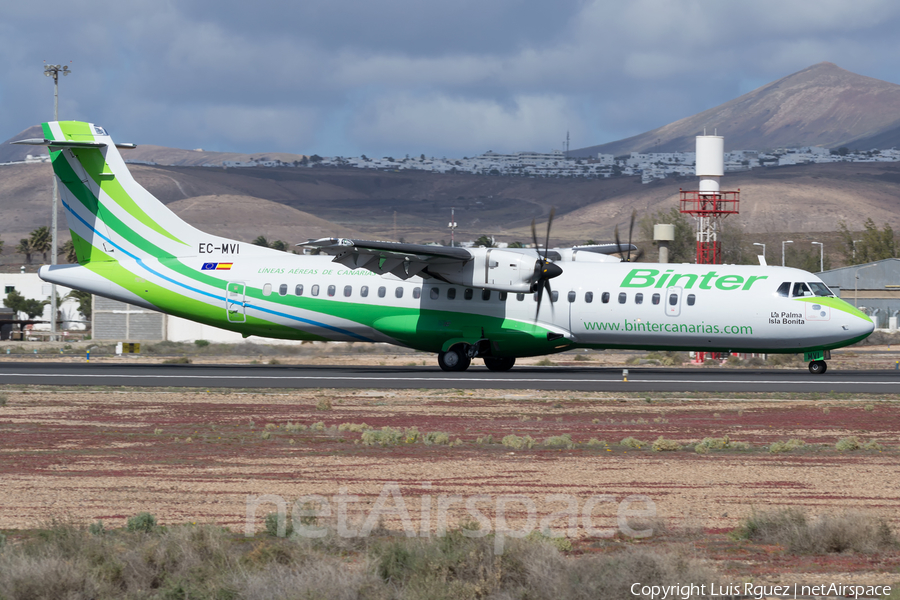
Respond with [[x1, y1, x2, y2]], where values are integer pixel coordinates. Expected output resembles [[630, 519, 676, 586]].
[[619, 436, 645, 449], [733, 509, 897, 554], [153, 428, 162, 435], [88, 521, 105, 536], [502, 434, 535, 450], [264, 512, 292, 537], [0, 394, 7, 407], [361, 427, 404, 446], [694, 435, 749, 452], [835, 436, 861, 451], [476, 434, 495, 445], [310, 421, 325, 431], [769, 439, 806, 453], [535, 358, 556, 366], [194, 339, 210, 348], [316, 398, 333, 411], [423, 431, 450, 445], [403, 427, 420, 444], [285, 422, 307, 432], [268, 358, 281, 365], [543, 434, 574, 449], [586, 438, 607, 448], [126, 512, 157, 533], [264, 423, 278, 430], [863, 440, 885, 451], [864, 404, 875, 412], [651, 437, 681, 452], [261, 431, 271, 440], [338, 422, 372, 433], [573, 354, 591, 361], [162, 356, 191, 364]]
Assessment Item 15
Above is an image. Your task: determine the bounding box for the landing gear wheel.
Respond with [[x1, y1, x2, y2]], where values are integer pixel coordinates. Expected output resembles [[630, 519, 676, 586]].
[[808, 360, 827, 374], [438, 347, 471, 372], [483, 357, 516, 372]]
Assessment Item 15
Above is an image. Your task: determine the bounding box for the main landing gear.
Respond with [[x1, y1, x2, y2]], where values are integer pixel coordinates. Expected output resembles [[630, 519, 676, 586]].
[[808, 360, 827, 374], [437, 344, 516, 372]]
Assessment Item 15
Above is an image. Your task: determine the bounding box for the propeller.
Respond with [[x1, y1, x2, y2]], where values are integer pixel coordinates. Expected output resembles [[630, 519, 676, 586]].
[[613, 209, 645, 263], [531, 208, 562, 319]]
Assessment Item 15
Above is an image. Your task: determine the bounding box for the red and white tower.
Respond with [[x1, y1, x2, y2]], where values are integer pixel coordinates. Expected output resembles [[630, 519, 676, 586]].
[[679, 135, 739, 264]]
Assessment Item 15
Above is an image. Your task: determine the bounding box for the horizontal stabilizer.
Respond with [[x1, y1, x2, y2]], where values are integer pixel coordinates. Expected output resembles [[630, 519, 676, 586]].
[[11, 138, 135, 149]]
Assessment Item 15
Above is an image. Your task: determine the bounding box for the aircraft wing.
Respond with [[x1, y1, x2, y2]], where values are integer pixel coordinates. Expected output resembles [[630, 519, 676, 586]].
[[569, 243, 636, 255], [301, 238, 472, 280]]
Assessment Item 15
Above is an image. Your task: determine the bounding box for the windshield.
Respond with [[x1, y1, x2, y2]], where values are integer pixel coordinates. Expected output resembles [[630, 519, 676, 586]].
[[807, 282, 834, 297]]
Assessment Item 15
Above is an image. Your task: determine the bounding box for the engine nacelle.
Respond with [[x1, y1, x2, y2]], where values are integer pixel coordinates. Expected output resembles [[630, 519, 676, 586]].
[[428, 248, 540, 293]]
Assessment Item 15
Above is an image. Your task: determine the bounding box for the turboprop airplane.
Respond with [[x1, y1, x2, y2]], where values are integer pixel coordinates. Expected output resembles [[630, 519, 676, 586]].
[[16, 121, 874, 374]]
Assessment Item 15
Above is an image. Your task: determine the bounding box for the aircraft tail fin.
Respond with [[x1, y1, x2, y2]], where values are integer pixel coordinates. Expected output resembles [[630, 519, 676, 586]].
[[15, 121, 251, 264]]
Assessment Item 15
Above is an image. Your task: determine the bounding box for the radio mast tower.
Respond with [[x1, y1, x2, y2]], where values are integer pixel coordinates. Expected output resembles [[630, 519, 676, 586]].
[[679, 134, 739, 264]]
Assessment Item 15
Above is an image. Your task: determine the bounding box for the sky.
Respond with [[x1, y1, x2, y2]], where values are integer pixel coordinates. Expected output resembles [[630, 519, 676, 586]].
[[4, 0, 900, 158]]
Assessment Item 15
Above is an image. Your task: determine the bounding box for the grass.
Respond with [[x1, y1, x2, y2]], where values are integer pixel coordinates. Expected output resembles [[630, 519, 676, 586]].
[[0, 517, 719, 600], [732, 508, 897, 554]]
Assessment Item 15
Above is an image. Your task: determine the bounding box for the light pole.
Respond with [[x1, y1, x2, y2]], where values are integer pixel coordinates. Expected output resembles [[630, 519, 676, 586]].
[[782, 240, 793, 267], [448, 207, 457, 247], [854, 263, 877, 308], [752, 242, 766, 263], [44, 62, 71, 342], [811, 241, 823, 272]]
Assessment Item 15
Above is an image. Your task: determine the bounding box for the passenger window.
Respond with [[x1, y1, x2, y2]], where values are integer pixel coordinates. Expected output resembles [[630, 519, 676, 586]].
[[618, 292, 626, 304], [687, 294, 695, 306], [516, 293, 524, 301], [585, 292, 593, 303], [776, 282, 791, 297], [652, 293, 660, 305], [262, 283, 272, 296], [311, 284, 320, 297], [295, 284, 303, 296], [430, 287, 439, 300], [482, 290, 491, 301], [447, 288, 457, 300], [551, 290, 559, 302], [668, 293, 677, 306], [499, 292, 507, 301], [378, 286, 386, 298], [413, 287, 421, 299], [395, 287, 404, 298], [343, 285, 352, 297], [360, 286, 369, 298], [601, 292, 610, 304], [568, 291, 576, 302], [327, 285, 336, 297], [279, 284, 288, 296], [635, 293, 643, 305], [464, 288, 473, 300], [792, 282, 812, 297]]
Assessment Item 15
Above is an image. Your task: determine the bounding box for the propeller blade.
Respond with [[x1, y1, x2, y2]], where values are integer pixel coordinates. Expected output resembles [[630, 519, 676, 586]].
[[544, 279, 555, 315], [543, 208, 555, 262], [613, 224, 624, 260], [631, 248, 645, 263], [534, 280, 544, 320], [627, 209, 637, 262], [531, 219, 540, 254]]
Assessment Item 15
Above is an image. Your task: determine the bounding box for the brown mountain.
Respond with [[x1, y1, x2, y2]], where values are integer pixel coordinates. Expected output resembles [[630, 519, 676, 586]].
[[572, 62, 900, 156]]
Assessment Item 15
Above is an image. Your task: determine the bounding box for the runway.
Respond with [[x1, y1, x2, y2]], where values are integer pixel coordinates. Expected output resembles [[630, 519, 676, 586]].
[[3, 362, 899, 393]]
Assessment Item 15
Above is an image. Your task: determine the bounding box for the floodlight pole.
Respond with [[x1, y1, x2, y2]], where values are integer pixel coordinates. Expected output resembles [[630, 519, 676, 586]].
[[781, 240, 793, 267], [44, 63, 70, 342], [811, 241, 823, 272], [752, 242, 766, 262]]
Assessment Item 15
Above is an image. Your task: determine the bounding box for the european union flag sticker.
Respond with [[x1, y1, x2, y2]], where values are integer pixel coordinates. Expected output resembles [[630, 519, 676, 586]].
[[201, 263, 217, 270]]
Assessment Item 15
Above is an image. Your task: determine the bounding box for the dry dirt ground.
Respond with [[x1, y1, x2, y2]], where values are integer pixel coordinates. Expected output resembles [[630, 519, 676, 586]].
[[2, 359, 900, 584]]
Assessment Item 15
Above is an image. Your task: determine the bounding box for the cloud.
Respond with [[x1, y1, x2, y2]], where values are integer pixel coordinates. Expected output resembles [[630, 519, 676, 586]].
[[5, 0, 900, 156]]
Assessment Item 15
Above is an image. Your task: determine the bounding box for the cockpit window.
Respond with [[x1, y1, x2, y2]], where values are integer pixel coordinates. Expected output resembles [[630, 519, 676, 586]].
[[792, 282, 813, 297], [807, 282, 834, 297], [775, 282, 791, 297]]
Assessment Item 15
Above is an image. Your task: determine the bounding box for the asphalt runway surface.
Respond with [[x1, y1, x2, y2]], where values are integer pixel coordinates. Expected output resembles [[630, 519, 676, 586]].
[[3, 362, 899, 393]]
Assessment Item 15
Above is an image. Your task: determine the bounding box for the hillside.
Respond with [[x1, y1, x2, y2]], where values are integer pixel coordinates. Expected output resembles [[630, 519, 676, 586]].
[[0, 127, 307, 167], [2, 161, 899, 250], [572, 62, 900, 156]]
